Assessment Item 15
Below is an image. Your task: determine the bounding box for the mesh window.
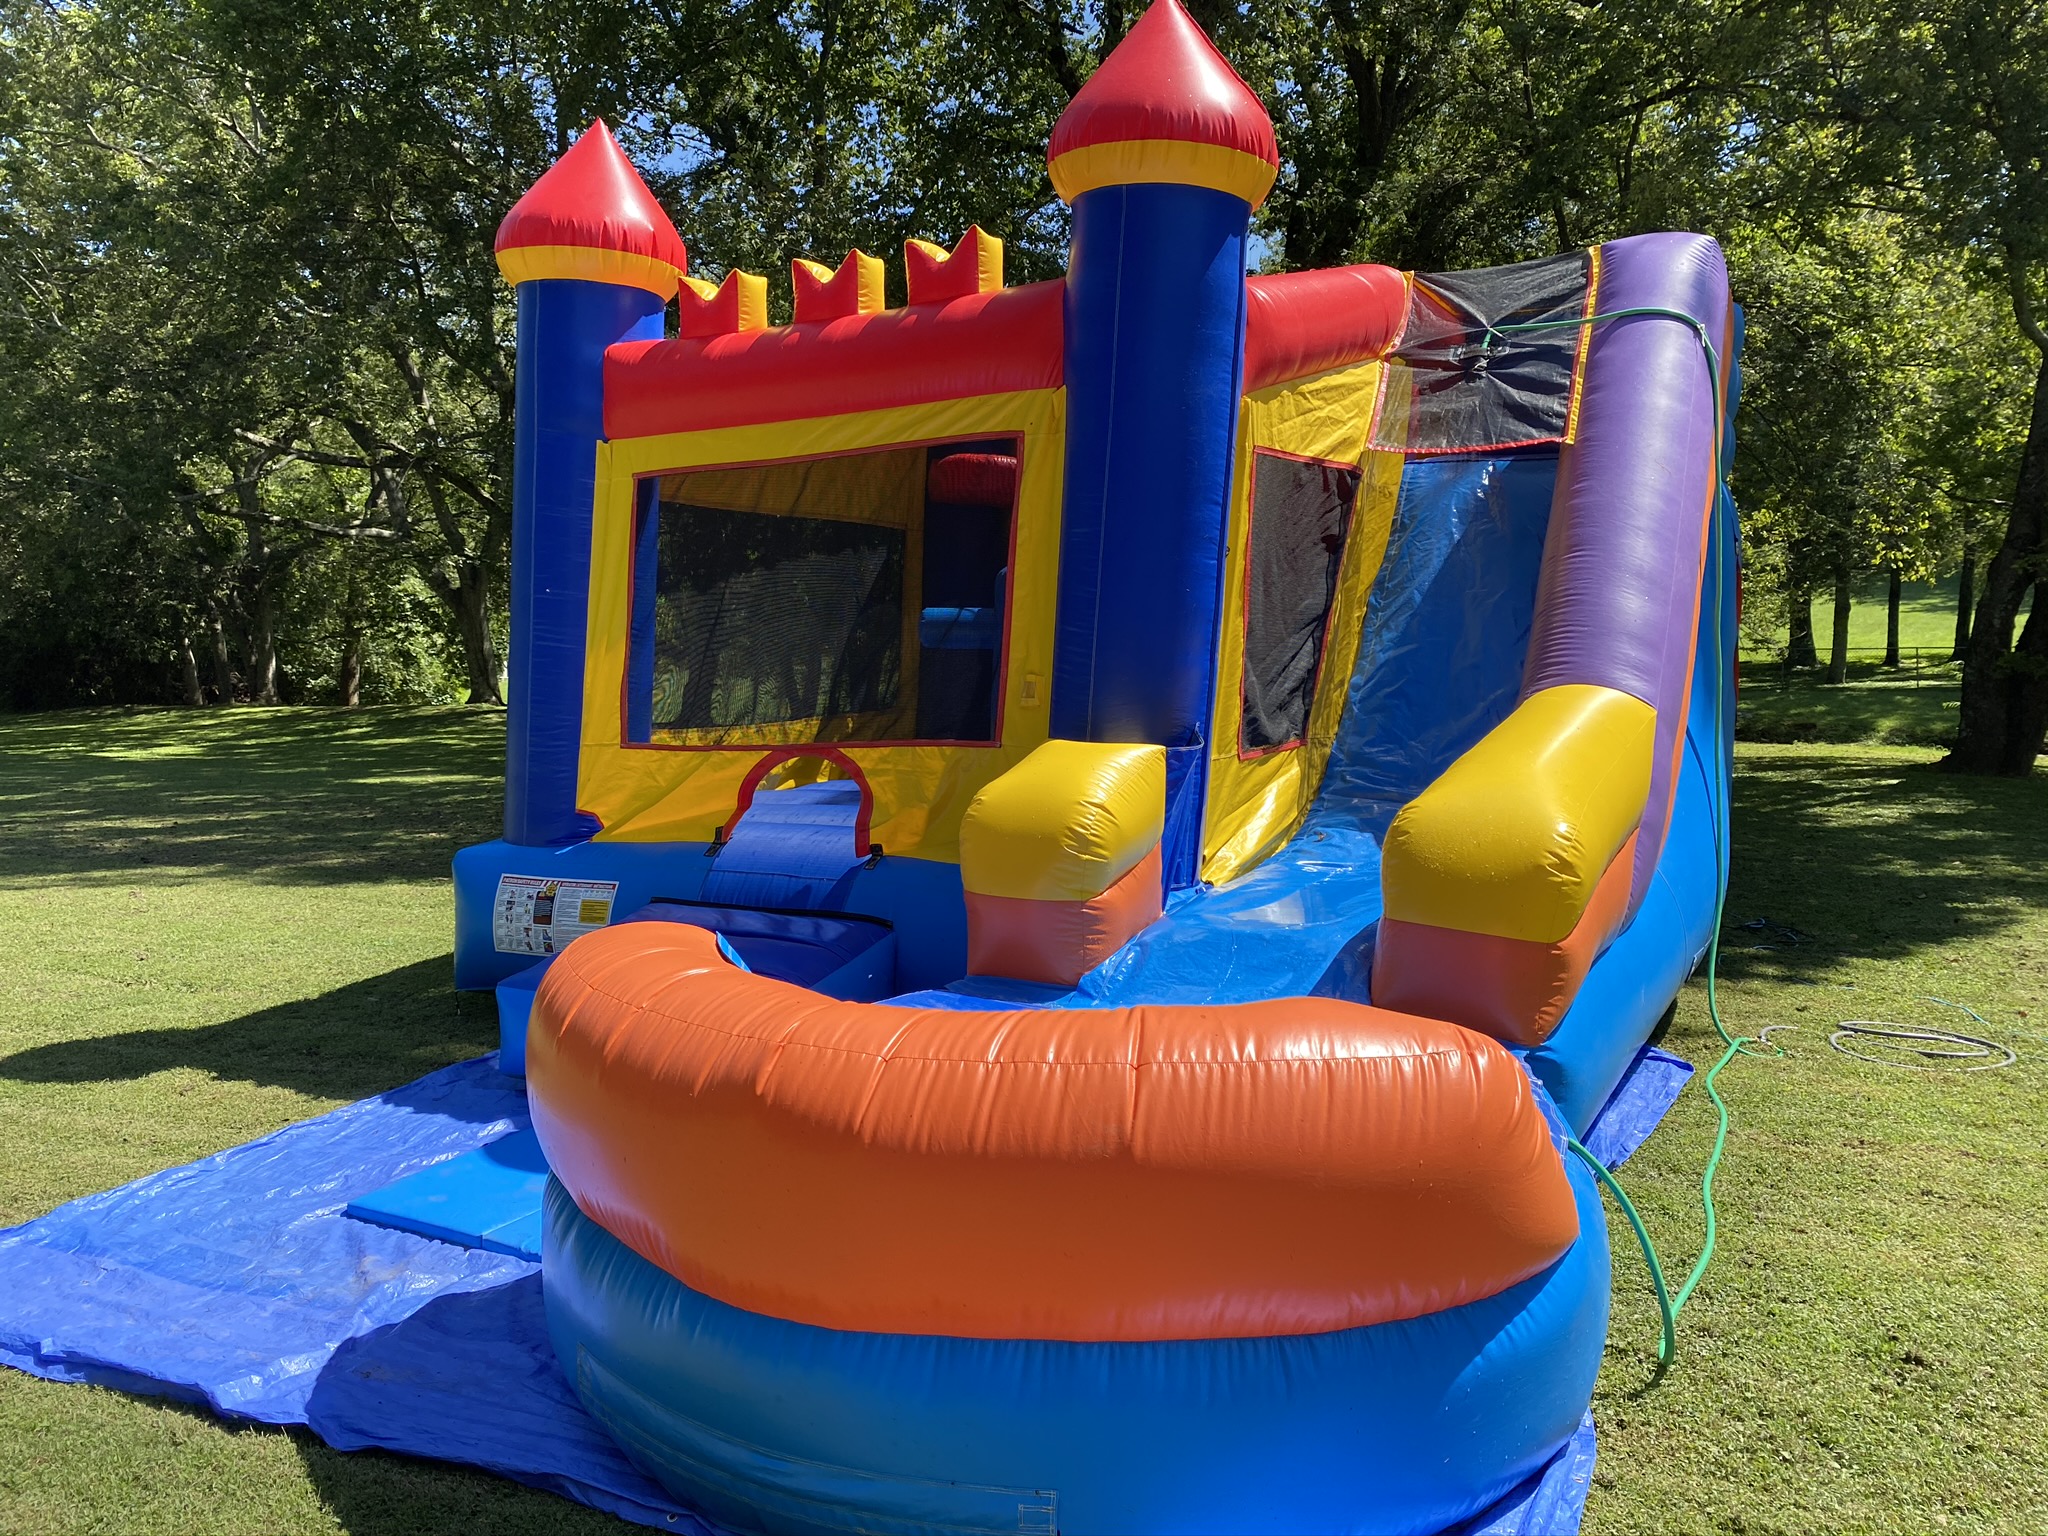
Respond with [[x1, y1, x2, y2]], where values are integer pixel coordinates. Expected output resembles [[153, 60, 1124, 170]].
[[1240, 453, 1360, 754], [914, 444, 1017, 740], [633, 442, 1013, 747], [1371, 250, 1594, 455]]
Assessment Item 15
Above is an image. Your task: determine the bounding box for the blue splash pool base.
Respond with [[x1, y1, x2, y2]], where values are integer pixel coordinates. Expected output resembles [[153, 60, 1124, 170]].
[[0, 1050, 1691, 1533]]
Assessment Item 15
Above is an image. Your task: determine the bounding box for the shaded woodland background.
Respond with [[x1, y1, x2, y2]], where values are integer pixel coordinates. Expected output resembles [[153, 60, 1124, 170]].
[[1, 0, 2043, 769]]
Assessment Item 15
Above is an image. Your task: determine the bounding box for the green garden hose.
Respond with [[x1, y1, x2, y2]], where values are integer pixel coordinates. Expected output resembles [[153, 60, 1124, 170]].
[[1481, 306, 1752, 1378]]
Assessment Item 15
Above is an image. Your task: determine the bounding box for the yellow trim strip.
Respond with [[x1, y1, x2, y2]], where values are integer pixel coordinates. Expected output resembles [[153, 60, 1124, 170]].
[[496, 243, 681, 296], [1049, 139, 1279, 211], [1563, 245, 1604, 443], [578, 389, 1067, 864]]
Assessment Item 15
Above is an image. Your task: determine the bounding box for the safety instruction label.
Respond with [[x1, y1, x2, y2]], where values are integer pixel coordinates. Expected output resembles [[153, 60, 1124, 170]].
[[492, 875, 618, 956]]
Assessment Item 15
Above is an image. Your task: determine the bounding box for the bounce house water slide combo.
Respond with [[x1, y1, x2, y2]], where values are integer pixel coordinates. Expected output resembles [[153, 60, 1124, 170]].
[[445, 3, 1744, 1531], [0, 1, 1736, 1528]]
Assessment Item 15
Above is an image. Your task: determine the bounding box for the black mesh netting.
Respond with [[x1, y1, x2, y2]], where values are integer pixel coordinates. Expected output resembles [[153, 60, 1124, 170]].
[[1371, 249, 1593, 455], [1240, 453, 1360, 753], [650, 502, 904, 737], [638, 442, 1016, 746]]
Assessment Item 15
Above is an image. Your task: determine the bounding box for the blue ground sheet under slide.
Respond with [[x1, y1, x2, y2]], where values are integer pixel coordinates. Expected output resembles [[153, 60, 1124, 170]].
[[0, 1048, 1693, 1533]]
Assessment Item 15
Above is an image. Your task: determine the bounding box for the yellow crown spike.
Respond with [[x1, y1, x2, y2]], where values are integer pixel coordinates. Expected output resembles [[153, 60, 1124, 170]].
[[679, 270, 770, 337], [792, 250, 887, 323]]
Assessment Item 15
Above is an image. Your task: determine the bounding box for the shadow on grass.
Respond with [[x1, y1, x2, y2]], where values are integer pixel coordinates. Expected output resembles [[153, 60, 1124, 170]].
[[0, 706, 505, 887], [0, 957, 498, 1104], [294, 1432, 632, 1536], [1720, 747, 2048, 984]]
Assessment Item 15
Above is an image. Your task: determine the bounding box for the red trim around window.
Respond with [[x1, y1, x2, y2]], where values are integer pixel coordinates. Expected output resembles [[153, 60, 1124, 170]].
[[618, 433, 1026, 754]]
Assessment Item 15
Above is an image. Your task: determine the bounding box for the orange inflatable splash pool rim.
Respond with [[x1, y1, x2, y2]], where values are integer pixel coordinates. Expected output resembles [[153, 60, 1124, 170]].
[[528, 923, 1580, 1343]]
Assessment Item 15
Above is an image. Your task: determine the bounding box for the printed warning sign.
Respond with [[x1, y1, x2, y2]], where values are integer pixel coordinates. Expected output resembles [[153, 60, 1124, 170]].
[[492, 875, 618, 956]]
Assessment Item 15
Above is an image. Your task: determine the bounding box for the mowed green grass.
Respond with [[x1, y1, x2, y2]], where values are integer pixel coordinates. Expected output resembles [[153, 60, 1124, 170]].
[[0, 710, 2043, 1534], [1586, 744, 2046, 1534], [1739, 571, 1976, 751], [0, 707, 622, 1535], [1737, 661, 1963, 749], [1787, 572, 1964, 657]]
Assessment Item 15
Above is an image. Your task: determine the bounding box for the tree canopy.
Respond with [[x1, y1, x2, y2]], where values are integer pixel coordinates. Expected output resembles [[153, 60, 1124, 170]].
[[1, 0, 2043, 767]]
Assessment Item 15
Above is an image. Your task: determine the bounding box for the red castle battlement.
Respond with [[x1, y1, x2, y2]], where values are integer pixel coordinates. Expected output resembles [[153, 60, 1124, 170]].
[[503, 12, 1401, 440]]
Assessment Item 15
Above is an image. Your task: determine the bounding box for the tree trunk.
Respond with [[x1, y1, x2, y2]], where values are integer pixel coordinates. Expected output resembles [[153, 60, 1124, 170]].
[[1884, 568, 1902, 667], [1787, 581, 1819, 667], [1949, 351, 2048, 775], [1827, 570, 1852, 684], [338, 567, 364, 708], [246, 580, 280, 705], [1952, 549, 1976, 661], [176, 633, 205, 706], [2010, 586, 2048, 771], [452, 564, 505, 705], [339, 634, 363, 707], [205, 601, 235, 704]]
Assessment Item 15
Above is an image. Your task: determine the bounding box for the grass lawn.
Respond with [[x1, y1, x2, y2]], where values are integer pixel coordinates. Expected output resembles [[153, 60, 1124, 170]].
[[1737, 570, 1985, 753], [1, 709, 2043, 1534], [1783, 571, 1964, 660], [1737, 659, 1963, 750]]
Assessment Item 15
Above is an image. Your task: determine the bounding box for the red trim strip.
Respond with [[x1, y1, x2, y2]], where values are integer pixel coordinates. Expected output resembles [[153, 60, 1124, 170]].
[[1243, 266, 1407, 392], [721, 747, 877, 855], [604, 281, 1063, 438]]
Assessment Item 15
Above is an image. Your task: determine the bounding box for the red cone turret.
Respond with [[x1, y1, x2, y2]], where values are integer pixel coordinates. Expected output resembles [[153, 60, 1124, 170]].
[[495, 120, 688, 296], [1048, 0, 1279, 209]]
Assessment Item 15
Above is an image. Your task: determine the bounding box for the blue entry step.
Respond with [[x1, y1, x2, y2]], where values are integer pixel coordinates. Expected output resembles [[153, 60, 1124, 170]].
[[344, 1127, 549, 1261], [627, 900, 895, 1001], [494, 961, 553, 1074]]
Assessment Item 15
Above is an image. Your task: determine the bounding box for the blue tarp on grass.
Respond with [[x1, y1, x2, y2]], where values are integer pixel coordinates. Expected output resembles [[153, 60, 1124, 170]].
[[0, 1047, 1692, 1533]]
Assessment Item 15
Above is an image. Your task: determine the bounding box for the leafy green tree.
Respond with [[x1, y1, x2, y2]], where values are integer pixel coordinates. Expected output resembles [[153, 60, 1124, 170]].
[[1801, 0, 2048, 772], [2, 0, 2040, 777], [1732, 222, 1931, 682]]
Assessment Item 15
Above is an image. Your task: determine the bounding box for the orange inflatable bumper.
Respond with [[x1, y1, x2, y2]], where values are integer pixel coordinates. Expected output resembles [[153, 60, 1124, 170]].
[[528, 923, 1580, 1343]]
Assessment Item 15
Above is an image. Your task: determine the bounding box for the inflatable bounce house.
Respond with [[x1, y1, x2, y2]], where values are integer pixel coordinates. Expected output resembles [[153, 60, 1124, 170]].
[[454, 3, 1741, 1529]]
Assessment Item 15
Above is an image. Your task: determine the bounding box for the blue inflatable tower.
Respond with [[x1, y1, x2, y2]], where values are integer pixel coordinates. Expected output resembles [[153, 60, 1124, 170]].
[[494, 121, 683, 846], [1045, 2, 1281, 883]]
